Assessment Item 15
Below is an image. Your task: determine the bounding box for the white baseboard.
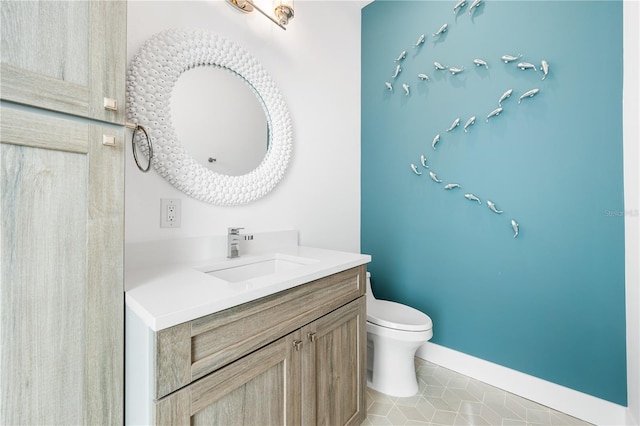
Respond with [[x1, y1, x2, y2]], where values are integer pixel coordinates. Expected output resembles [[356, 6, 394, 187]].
[[416, 342, 632, 426]]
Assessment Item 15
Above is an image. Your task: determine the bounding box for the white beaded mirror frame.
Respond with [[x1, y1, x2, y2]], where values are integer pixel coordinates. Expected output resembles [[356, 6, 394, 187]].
[[127, 28, 293, 206]]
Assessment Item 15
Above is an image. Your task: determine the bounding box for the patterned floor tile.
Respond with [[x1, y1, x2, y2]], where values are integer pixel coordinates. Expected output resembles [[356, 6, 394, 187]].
[[363, 359, 592, 426]]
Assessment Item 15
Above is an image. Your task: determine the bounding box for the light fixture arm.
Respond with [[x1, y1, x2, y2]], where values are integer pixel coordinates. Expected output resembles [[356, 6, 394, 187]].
[[228, 0, 287, 30]]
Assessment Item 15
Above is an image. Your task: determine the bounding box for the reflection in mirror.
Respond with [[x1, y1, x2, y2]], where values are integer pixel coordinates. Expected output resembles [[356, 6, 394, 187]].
[[170, 66, 268, 176]]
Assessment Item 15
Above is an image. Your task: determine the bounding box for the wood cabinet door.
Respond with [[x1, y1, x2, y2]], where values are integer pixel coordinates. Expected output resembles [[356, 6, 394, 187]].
[[0, 106, 124, 425], [0, 0, 126, 124], [302, 297, 367, 426], [155, 331, 302, 426]]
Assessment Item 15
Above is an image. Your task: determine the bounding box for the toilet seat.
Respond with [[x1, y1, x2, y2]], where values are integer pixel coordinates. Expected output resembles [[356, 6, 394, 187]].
[[367, 299, 433, 332]]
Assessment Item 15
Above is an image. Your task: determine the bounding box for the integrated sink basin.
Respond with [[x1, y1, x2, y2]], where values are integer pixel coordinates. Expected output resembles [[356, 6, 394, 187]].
[[205, 253, 318, 283]]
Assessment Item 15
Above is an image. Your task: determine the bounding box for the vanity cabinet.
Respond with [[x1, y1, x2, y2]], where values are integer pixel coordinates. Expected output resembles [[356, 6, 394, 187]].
[[126, 265, 367, 425], [1, 1, 126, 424]]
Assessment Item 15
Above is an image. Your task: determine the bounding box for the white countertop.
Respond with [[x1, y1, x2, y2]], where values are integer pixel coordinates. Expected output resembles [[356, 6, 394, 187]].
[[125, 245, 371, 331]]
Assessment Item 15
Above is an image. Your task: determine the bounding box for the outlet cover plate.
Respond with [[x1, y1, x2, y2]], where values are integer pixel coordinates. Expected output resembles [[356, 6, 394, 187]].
[[160, 198, 181, 228]]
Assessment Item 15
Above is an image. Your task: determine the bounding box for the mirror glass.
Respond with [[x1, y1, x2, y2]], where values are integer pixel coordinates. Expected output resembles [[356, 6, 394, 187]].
[[170, 66, 268, 176]]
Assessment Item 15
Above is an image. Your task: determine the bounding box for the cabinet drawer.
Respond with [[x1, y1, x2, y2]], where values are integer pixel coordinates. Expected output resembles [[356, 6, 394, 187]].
[[154, 265, 365, 399]]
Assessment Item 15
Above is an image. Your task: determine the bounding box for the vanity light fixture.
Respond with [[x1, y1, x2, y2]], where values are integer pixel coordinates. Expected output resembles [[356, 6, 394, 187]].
[[227, 0, 294, 30]]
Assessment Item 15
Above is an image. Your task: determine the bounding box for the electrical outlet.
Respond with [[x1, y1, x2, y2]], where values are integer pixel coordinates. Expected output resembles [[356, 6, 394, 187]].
[[160, 199, 181, 228]]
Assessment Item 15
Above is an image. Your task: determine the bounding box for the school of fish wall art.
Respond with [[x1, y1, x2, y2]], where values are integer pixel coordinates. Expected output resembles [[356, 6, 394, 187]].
[[384, 0, 552, 239]]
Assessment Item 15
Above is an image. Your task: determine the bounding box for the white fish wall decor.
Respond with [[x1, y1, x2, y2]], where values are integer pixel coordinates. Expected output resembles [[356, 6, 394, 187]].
[[486, 107, 503, 122], [411, 164, 423, 175], [418, 73, 431, 81], [464, 193, 482, 204], [420, 154, 429, 168], [464, 116, 476, 132], [432, 134, 441, 150], [501, 53, 522, 63], [415, 34, 426, 47], [385, 81, 393, 91], [447, 117, 461, 131], [395, 51, 407, 62], [444, 183, 462, 189], [487, 200, 504, 213], [392, 65, 402, 79], [518, 88, 540, 103], [517, 61, 537, 71], [498, 89, 513, 106], [541, 59, 549, 80], [453, 0, 467, 14], [511, 219, 519, 238], [433, 24, 448, 37], [434, 62, 448, 70], [402, 83, 410, 96], [473, 58, 489, 69], [429, 171, 443, 183], [449, 66, 465, 75], [468, 0, 482, 15]]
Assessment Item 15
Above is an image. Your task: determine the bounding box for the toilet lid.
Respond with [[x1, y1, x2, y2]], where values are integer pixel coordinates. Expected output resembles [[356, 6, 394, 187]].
[[367, 299, 433, 332]]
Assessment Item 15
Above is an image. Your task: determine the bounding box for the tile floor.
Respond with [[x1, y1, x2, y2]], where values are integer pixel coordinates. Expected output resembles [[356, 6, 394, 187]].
[[363, 359, 592, 426]]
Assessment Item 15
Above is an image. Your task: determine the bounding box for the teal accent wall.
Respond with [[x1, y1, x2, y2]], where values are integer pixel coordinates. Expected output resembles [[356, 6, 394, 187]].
[[361, 1, 626, 405]]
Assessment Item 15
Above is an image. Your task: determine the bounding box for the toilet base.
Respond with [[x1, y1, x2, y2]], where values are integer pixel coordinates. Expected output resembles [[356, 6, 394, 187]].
[[366, 327, 429, 398]]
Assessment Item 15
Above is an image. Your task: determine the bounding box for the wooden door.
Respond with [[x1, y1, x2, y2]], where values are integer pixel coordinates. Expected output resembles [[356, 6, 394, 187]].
[[0, 106, 124, 424], [302, 297, 367, 426], [154, 331, 302, 425], [0, 0, 126, 124]]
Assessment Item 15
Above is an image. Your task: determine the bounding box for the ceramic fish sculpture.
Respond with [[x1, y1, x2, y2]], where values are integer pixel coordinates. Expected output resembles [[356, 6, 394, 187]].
[[473, 58, 489, 69], [434, 62, 448, 70], [487, 200, 503, 214], [420, 154, 429, 168], [540, 59, 549, 80], [395, 51, 407, 62], [414, 34, 425, 47], [385, 81, 393, 92], [468, 0, 482, 15], [518, 88, 540, 103], [498, 89, 513, 106], [392, 65, 402, 79], [453, 0, 466, 14], [444, 183, 462, 189], [449, 66, 465, 75], [429, 171, 443, 183], [411, 164, 422, 175], [418, 73, 431, 81], [501, 53, 522, 63], [432, 134, 441, 150], [465, 193, 482, 204], [433, 24, 448, 37], [517, 61, 537, 71], [486, 107, 503, 122], [446, 117, 461, 131], [511, 219, 519, 238], [402, 83, 410, 96], [463, 116, 476, 132]]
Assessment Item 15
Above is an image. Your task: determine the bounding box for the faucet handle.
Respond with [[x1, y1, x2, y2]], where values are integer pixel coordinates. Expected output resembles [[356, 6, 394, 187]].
[[228, 227, 244, 235]]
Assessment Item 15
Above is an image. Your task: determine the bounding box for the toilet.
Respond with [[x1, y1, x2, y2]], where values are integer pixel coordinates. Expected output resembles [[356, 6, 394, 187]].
[[366, 272, 433, 397]]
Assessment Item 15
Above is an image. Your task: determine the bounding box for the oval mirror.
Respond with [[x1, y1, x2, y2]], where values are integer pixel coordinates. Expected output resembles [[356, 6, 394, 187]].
[[171, 66, 268, 176], [126, 28, 292, 206]]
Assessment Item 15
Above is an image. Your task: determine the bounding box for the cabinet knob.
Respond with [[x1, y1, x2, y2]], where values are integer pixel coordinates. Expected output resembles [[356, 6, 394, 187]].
[[307, 332, 317, 342], [103, 97, 118, 111], [102, 134, 117, 147], [293, 340, 303, 351]]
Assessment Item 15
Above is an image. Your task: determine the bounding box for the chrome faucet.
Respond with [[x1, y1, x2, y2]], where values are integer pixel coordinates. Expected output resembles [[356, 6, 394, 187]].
[[227, 227, 254, 258], [227, 227, 243, 258]]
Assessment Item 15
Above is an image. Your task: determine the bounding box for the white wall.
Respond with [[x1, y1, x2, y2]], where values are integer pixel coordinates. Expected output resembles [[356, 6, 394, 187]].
[[623, 1, 640, 423], [125, 0, 365, 252]]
